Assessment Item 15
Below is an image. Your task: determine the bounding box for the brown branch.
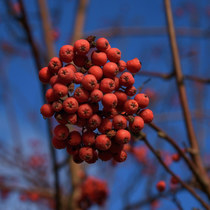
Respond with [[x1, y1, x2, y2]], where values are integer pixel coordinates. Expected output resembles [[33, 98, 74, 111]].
[[139, 71, 210, 84], [84, 26, 210, 39], [68, 0, 88, 210], [17, 0, 61, 209], [139, 134, 209, 209], [164, 0, 210, 196]]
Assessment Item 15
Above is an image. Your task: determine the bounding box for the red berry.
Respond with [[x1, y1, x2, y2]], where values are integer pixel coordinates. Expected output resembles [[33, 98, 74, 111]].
[[73, 153, 84, 164], [170, 176, 179, 185], [50, 75, 59, 87], [82, 74, 97, 91], [88, 66, 103, 81], [98, 118, 112, 134], [48, 57, 62, 74], [129, 116, 144, 133], [74, 72, 84, 84], [124, 99, 139, 114], [74, 87, 90, 103], [63, 97, 79, 114], [113, 150, 127, 162], [102, 93, 118, 109], [52, 101, 63, 112], [91, 51, 107, 66], [82, 131, 96, 146], [100, 78, 115, 93], [39, 67, 52, 83], [115, 129, 131, 144], [98, 150, 113, 161], [95, 135, 111, 151], [96, 37, 109, 52], [58, 67, 75, 84], [125, 86, 137, 96], [66, 113, 77, 124], [59, 45, 74, 63], [113, 115, 127, 130], [65, 63, 77, 73], [54, 112, 68, 124], [114, 91, 127, 105], [103, 107, 118, 119], [68, 131, 81, 146], [73, 55, 88, 67], [134, 93, 149, 108], [88, 114, 102, 130], [156, 181, 166, 192], [74, 39, 90, 55], [106, 48, 121, 63], [54, 124, 69, 141], [45, 88, 57, 103], [103, 62, 119, 78], [78, 104, 93, 119], [127, 58, 141, 73], [90, 89, 103, 103], [53, 83, 68, 98], [172, 153, 180, 162], [79, 147, 94, 162], [139, 109, 154, 123], [118, 60, 126, 72], [114, 77, 120, 90], [40, 104, 54, 118], [119, 72, 135, 87], [52, 136, 67, 149]]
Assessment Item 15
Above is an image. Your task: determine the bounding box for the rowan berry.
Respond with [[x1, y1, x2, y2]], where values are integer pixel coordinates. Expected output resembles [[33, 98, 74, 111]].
[[73, 55, 88, 67], [52, 136, 67, 149], [170, 176, 179, 185], [91, 51, 107, 66], [90, 89, 103, 103], [53, 124, 69, 141], [96, 37, 109, 52], [82, 131, 96, 146], [113, 150, 127, 162], [100, 78, 115, 93], [74, 72, 84, 84], [78, 103, 93, 119], [52, 101, 63, 112], [45, 88, 57, 103], [73, 153, 84, 164], [74, 87, 89, 103], [140, 109, 154, 123], [59, 45, 74, 63], [118, 60, 126, 72], [40, 104, 54, 118], [49, 75, 60, 87], [114, 91, 127, 105], [53, 83, 68, 98], [79, 147, 94, 162], [98, 118, 112, 134], [129, 116, 144, 133], [115, 129, 131, 145], [48, 57, 62, 74], [113, 115, 127, 130], [156, 181, 166, 192], [102, 93, 118, 109], [124, 99, 139, 114], [66, 113, 77, 124], [172, 153, 180, 162], [98, 150, 113, 161], [63, 97, 78, 114], [127, 58, 141, 73], [39, 67, 52, 83], [125, 86, 137, 96], [54, 112, 68, 124], [103, 62, 119, 78], [82, 74, 97, 91], [119, 72, 135, 87], [65, 63, 77, 72], [106, 48, 121, 63], [66, 145, 79, 155], [114, 77, 120, 90], [134, 93, 149, 108], [95, 135, 111, 151], [88, 114, 102, 130], [68, 131, 82, 146], [102, 108, 118, 119], [86, 150, 98, 164], [58, 67, 75, 84], [74, 39, 90, 55], [88, 66, 103, 81]]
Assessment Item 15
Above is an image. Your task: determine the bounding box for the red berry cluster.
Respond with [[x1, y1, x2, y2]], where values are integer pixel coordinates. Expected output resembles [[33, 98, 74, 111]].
[[39, 36, 154, 164], [78, 176, 108, 209]]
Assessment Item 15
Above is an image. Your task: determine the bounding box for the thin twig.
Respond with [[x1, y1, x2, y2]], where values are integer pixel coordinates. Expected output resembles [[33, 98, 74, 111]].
[[140, 134, 209, 209], [164, 0, 210, 196], [17, 0, 61, 209]]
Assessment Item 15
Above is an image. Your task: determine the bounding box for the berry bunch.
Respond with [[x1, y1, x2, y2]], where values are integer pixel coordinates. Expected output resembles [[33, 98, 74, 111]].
[[77, 176, 108, 209], [39, 36, 153, 164]]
